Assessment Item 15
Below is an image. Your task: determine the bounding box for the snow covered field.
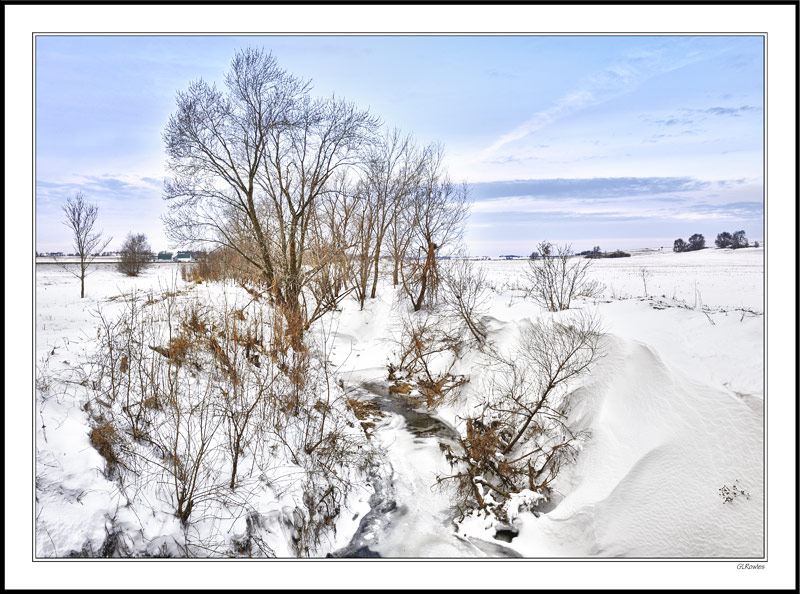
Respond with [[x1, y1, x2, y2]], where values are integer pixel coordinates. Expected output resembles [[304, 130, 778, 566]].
[[33, 247, 765, 560]]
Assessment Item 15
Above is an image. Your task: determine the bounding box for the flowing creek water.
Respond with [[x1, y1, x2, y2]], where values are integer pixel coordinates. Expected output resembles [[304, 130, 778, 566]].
[[330, 381, 520, 558]]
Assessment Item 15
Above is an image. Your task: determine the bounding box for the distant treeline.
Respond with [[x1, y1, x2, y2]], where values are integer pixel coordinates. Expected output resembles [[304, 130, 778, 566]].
[[673, 231, 757, 253], [583, 250, 631, 259], [528, 246, 631, 260]]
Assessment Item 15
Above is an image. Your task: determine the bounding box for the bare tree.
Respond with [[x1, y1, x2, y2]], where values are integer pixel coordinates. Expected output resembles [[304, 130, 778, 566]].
[[60, 191, 112, 298], [163, 48, 306, 283], [255, 93, 378, 341], [524, 241, 602, 312], [359, 129, 426, 301], [349, 182, 377, 309], [399, 145, 470, 311], [440, 255, 489, 345], [638, 266, 652, 297], [117, 232, 153, 276], [163, 47, 379, 346], [438, 311, 603, 521], [388, 307, 468, 408]]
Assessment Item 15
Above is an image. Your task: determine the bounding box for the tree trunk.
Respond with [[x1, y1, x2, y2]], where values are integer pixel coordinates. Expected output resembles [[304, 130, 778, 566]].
[[413, 241, 436, 312], [230, 438, 240, 491], [80, 273, 85, 299], [370, 252, 380, 299]]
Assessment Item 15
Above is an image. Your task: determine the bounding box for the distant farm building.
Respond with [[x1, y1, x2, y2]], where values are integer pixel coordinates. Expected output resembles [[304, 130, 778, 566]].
[[173, 251, 199, 262]]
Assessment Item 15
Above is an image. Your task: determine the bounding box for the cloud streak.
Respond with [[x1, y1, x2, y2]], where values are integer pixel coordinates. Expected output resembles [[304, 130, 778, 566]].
[[470, 176, 711, 200], [482, 43, 715, 154], [466, 176, 763, 231]]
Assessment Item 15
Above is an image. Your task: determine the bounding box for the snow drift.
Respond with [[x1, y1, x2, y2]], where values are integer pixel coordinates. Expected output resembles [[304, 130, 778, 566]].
[[510, 333, 763, 557]]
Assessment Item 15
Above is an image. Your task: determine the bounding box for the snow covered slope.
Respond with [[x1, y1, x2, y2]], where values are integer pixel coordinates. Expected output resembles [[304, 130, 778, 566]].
[[511, 334, 763, 557]]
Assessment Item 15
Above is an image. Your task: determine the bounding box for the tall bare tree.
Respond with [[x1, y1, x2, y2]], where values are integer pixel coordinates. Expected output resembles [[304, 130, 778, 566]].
[[163, 48, 306, 284], [164, 47, 378, 345], [399, 145, 470, 311], [359, 129, 426, 301], [256, 93, 378, 339], [60, 191, 111, 298]]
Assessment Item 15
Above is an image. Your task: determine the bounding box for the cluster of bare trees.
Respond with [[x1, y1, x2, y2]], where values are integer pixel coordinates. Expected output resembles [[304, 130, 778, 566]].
[[386, 256, 490, 408], [163, 48, 470, 347], [85, 287, 375, 556], [70, 47, 612, 544]]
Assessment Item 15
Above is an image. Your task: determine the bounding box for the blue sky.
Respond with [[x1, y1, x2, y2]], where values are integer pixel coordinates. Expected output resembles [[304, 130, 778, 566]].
[[35, 35, 764, 255]]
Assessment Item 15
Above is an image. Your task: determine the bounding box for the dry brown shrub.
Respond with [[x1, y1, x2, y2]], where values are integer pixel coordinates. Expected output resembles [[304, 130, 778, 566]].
[[389, 310, 468, 409], [182, 306, 208, 335], [90, 419, 119, 474]]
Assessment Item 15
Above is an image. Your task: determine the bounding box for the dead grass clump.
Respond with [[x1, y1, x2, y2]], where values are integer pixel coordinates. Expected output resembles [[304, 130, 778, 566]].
[[149, 333, 193, 365], [168, 334, 192, 364], [347, 398, 385, 437], [388, 382, 412, 395], [90, 419, 120, 474], [418, 374, 468, 408], [183, 307, 208, 335]]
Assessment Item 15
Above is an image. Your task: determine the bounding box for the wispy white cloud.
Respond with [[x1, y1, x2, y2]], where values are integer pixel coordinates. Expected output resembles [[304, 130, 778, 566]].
[[482, 42, 720, 155], [485, 90, 594, 153]]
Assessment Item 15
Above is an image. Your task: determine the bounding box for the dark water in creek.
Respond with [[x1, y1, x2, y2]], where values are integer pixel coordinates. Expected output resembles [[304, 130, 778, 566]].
[[329, 381, 520, 559]]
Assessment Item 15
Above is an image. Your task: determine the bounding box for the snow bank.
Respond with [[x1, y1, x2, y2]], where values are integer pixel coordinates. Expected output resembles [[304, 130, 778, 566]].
[[511, 334, 763, 557]]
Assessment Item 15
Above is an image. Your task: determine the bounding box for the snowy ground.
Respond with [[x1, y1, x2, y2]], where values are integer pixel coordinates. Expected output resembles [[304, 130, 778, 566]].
[[35, 264, 373, 558], [33, 247, 765, 560], [324, 247, 765, 558]]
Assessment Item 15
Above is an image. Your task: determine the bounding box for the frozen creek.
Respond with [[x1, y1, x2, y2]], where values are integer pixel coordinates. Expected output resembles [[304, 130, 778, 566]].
[[330, 381, 520, 558]]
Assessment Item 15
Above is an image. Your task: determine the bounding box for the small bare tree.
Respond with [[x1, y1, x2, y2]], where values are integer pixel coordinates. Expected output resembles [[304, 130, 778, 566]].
[[438, 311, 603, 521], [638, 267, 652, 297], [60, 191, 112, 297], [306, 175, 360, 314], [440, 255, 489, 346], [388, 307, 468, 408], [524, 241, 602, 312], [117, 232, 153, 277]]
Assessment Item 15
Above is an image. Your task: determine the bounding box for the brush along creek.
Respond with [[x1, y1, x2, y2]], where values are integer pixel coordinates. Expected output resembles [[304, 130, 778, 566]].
[[330, 381, 521, 558]]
